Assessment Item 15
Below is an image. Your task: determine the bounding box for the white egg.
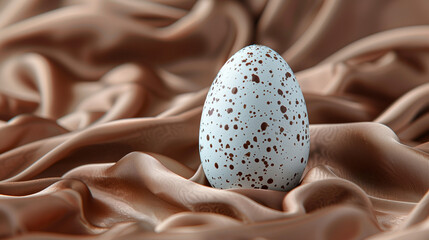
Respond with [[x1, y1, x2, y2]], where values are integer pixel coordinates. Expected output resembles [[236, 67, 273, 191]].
[[199, 45, 309, 191]]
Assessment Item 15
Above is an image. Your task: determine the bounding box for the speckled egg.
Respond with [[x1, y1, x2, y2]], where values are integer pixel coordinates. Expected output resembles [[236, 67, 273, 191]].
[[199, 45, 309, 191]]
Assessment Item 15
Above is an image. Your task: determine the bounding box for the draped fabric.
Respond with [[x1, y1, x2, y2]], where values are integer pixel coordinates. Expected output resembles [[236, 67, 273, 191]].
[[0, 0, 428, 239]]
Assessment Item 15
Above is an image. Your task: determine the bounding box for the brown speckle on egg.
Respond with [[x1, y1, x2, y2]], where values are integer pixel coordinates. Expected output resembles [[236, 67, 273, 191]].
[[252, 74, 260, 83], [261, 122, 268, 131]]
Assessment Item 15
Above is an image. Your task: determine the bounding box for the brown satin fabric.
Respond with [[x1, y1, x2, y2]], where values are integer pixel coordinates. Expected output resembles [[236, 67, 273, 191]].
[[0, 0, 428, 239]]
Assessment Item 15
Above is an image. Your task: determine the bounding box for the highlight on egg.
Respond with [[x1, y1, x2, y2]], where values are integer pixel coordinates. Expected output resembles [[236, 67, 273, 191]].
[[199, 45, 309, 191]]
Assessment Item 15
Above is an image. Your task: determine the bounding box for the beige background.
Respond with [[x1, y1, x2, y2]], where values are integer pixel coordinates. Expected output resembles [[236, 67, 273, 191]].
[[0, 0, 428, 239]]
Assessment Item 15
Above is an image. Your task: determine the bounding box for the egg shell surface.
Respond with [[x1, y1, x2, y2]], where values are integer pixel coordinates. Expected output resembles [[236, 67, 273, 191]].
[[199, 45, 309, 191]]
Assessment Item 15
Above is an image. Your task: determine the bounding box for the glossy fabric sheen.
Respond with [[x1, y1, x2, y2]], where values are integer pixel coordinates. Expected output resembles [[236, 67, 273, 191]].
[[0, 0, 428, 239]]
